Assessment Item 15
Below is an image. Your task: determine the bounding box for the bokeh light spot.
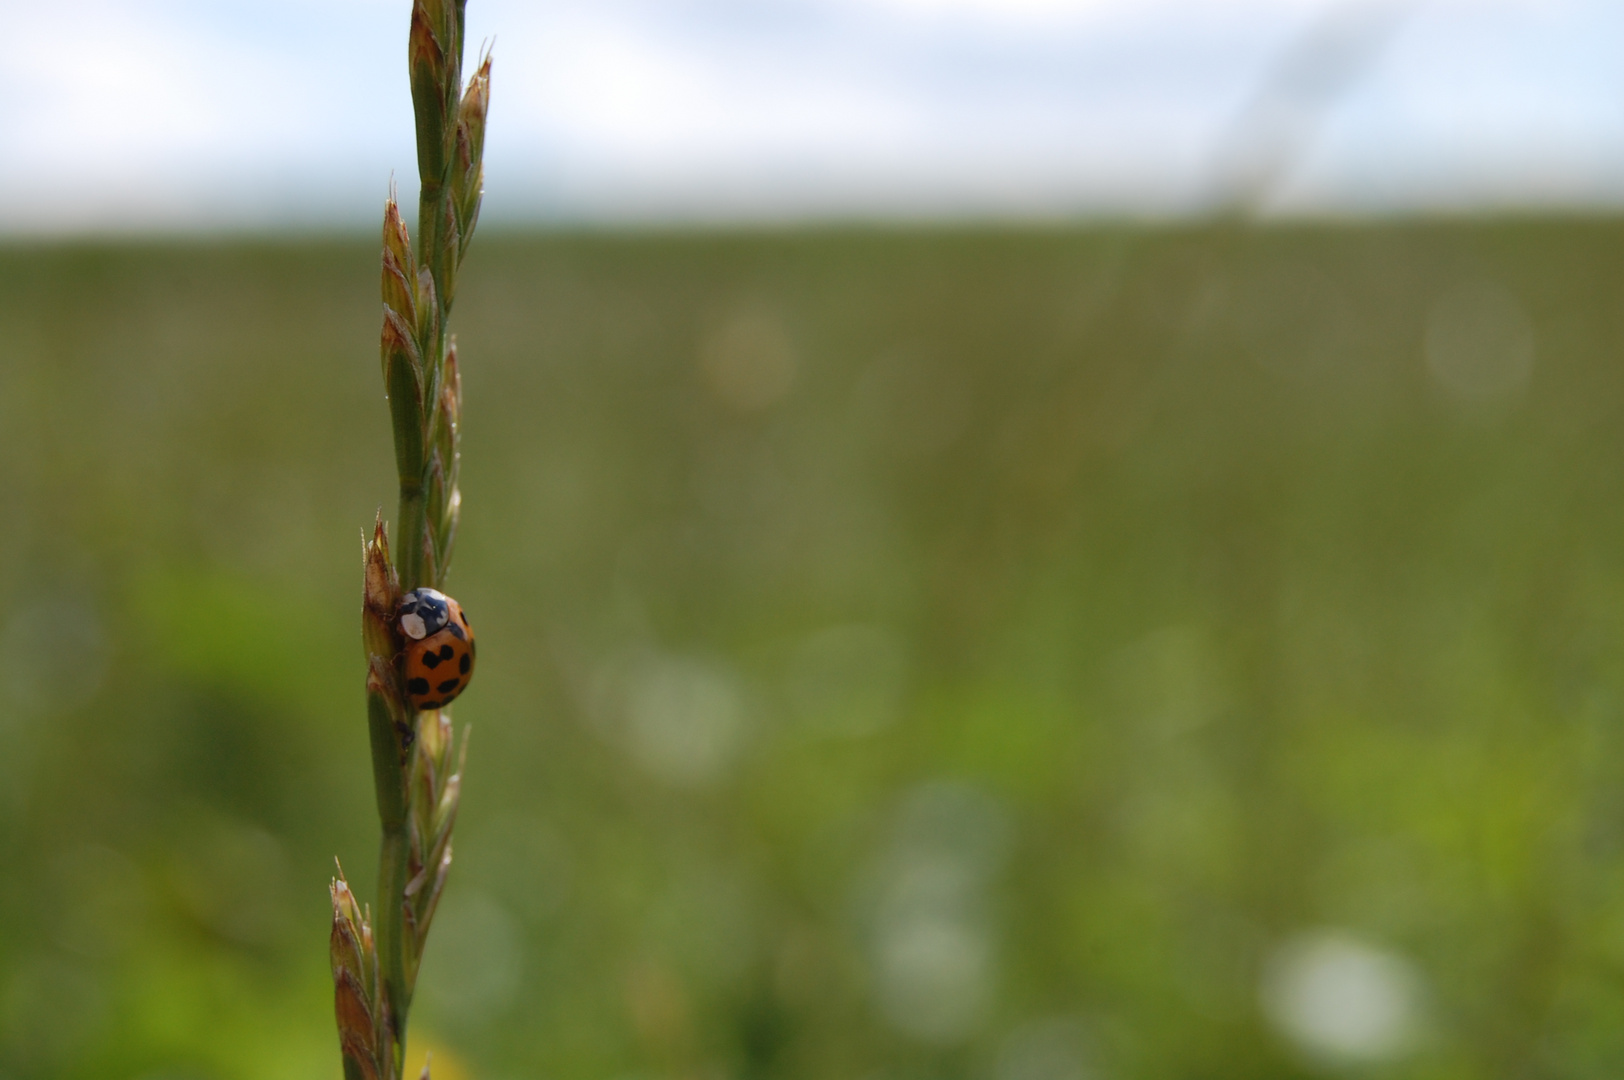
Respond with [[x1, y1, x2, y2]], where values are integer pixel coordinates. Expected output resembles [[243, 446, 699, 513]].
[[1260, 930, 1424, 1065]]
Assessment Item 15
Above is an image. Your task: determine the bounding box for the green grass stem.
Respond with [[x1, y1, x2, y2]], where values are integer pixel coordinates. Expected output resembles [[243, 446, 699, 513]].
[[331, 3, 490, 1078]]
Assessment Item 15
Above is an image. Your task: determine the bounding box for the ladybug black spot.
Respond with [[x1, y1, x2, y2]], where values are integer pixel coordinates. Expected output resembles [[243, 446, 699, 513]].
[[407, 677, 430, 695], [419, 699, 442, 709], [422, 649, 442, 669], [437, 677, 461, 694], [460, 611, 470, 626], [459, 654, 471, 674], [439, 644, 455, 661], [448, 622, 466, 642]]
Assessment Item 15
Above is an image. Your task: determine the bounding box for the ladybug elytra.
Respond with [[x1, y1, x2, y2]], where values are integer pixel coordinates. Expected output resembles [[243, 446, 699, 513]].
[[398, 587, 476, 710]]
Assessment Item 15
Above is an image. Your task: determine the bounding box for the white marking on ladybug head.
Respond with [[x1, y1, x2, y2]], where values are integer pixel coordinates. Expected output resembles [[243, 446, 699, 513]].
[[400, 587, 452, 636]]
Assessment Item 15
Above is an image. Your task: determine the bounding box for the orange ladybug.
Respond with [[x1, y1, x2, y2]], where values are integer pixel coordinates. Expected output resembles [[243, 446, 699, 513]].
[[398, 587, 476, 710]]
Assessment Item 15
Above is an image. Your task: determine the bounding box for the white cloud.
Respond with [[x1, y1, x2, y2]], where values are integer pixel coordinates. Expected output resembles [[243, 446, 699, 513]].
[[2, 0, 1624, 229]]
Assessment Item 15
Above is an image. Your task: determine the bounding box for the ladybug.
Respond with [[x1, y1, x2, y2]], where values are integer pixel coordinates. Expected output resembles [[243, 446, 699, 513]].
[[397, 587, 476, 710]]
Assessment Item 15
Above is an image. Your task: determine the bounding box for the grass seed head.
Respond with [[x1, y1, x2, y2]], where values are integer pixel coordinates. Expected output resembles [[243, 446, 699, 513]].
[[381, 251, 415, 330], [458, 55, 491, 165], [330, 877, 369, 981], [363, 516, 401, 664], [382, 316, 428, 490], [414, 266, 439, 349], [380, 308, 423, 386], [381, 201, 417, 324], [408, 0, 452, 186], [383, 198, 413, 266], [451, 54, 490, 256], [442, 340, 462, 405], [434, 199, 462, 307], [365, 657, 402, 720], [331, 874, 388, 1080]]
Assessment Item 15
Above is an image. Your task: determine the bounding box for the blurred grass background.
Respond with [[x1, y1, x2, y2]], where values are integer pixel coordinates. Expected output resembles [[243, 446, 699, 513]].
[[5, 221, 1624, 1079]]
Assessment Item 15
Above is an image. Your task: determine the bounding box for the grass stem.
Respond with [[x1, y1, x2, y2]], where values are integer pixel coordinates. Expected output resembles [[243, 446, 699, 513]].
[[331, 4, 490, 1078]]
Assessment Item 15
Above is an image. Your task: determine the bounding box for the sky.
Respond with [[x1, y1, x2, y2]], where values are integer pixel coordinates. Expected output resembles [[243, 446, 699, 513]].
[[3, 0, 1624, 231]]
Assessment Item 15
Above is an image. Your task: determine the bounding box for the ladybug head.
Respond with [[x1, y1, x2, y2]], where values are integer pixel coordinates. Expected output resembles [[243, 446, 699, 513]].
[[398, 587, 452, 641]]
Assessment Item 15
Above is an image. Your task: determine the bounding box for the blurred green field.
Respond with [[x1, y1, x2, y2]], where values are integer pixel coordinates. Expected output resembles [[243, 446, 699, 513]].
[[5, 221, 1624, 1080]]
